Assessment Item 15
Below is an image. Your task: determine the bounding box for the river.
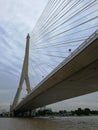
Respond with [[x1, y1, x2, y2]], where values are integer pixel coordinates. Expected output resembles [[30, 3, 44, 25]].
[[0, 116, 98, 130]]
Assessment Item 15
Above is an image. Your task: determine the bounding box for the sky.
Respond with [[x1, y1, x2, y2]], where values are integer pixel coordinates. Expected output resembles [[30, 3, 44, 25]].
[[0, 0, 48, 111], [0, 0, 98, 111]]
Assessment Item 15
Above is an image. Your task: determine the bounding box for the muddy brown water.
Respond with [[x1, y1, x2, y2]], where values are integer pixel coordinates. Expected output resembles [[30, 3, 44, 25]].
[[0, 116, 98, 130]]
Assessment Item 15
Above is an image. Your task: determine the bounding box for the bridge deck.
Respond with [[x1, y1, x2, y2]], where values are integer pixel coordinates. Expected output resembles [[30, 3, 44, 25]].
[[14, 30, 98, 112]]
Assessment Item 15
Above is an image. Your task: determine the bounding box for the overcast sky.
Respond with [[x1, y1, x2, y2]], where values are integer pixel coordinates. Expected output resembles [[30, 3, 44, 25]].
[[0, 0, 98, 111]]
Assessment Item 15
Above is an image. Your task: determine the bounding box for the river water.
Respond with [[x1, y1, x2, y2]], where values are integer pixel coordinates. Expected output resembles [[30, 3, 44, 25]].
[[0, 116, 98, 130]]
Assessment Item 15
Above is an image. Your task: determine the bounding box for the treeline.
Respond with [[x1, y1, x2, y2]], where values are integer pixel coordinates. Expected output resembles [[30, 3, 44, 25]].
[[71, 108, 98, 116], [0, 108, 98, 117], [35, 108, 98, 116]]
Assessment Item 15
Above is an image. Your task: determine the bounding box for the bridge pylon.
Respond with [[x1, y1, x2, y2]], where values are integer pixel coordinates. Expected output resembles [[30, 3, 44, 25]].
[[11, 34, 31, 111]]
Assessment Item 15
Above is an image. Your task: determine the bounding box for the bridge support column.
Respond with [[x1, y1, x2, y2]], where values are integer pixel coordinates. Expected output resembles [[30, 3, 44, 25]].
[[32, 109, 36, 117], [28, 110, 32, 117]]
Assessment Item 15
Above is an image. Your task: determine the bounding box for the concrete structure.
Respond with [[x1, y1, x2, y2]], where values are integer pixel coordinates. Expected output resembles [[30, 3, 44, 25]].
[[12, 30, 98, 114], [11, 34, 31, 111]]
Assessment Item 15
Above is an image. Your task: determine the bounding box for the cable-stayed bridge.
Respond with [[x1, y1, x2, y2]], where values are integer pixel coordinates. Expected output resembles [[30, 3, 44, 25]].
[[10, 0, 98, 116]]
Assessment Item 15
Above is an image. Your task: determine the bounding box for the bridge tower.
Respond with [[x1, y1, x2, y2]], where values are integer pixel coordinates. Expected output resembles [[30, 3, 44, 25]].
[[11, 34, 31, 110]]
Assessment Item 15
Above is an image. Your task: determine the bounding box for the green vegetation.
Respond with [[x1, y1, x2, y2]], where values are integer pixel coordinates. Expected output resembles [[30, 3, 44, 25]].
[[35, 108, 98, 117], [0, 108, 98, 117], [36, 109, 53, 116], [0, 112, 10, 117]]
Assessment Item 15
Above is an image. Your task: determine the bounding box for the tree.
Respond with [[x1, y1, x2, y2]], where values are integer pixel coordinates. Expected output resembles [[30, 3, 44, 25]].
[[84, 108, 90, 115], [75, 108, 83, 116]]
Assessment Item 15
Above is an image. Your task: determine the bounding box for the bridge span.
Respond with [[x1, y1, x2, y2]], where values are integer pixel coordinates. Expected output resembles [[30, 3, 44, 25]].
[[13, 30, 98, 113]]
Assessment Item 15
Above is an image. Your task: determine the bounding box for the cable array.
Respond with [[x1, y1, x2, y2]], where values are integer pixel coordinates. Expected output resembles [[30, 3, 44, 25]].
[[28, 0, 98, 88]]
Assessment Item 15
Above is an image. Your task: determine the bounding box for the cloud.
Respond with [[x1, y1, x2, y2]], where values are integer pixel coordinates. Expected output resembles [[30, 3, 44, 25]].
[[0, 0, 48, 108]]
